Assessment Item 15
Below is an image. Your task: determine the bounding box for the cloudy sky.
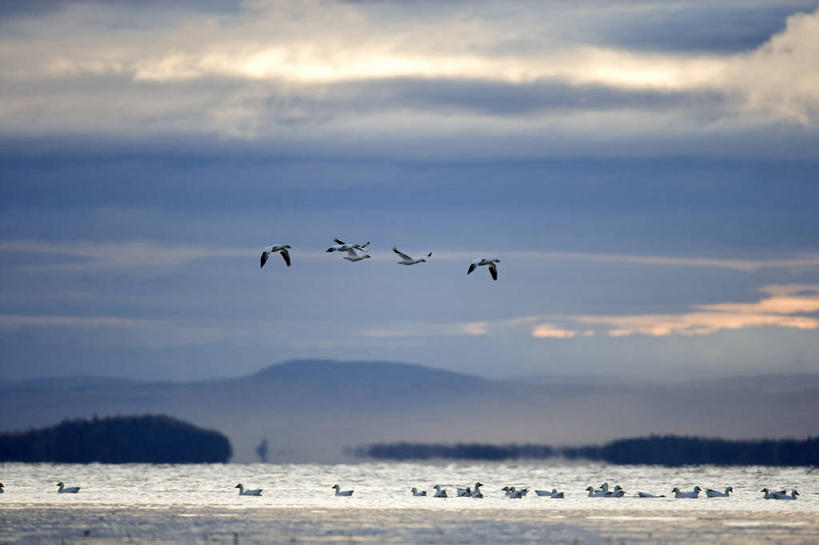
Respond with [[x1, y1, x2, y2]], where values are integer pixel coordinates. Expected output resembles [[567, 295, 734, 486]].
[[1, 0, 818, 381]]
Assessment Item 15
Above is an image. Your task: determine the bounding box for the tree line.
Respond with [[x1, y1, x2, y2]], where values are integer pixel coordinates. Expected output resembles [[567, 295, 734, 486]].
[[0, 414, 232, 463], [358, 435, 819, 466]]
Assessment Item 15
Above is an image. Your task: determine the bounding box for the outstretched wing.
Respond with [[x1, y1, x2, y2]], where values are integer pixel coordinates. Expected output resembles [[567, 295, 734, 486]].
[[488, 262, 498, 280], [393, 247, 411, 260], [334, 238, 346, 245], [280, 249, 291, 267], [260, 251, 269, 268], [467, 263, 477, 275]]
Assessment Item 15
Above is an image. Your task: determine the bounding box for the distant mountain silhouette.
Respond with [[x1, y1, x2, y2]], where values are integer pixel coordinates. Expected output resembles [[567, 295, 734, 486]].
[[0, 415, 231, 463], [1, 359, 817, 462]]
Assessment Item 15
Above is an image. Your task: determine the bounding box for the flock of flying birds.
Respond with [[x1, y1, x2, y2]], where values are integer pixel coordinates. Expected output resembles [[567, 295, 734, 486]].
[[260, 238, 501, 280]]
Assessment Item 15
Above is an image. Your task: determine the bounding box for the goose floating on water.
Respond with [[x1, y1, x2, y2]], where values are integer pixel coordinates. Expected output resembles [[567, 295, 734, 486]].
[[411, 487, 427, 496], [772, 489, 799, 500], [57, 482, 80, 493], [672, 486, 702, 498], [586, 483, 610, 497], [235, 484, 262, 496], [432, 484, 447, 498], [550, 489, 565, 499], [467, 258, 500, 280], [535, 489, 553, 497], [456, 486, 471, 497], [0, 483, 4, 493], [260, 244, 291, 268], [332, 484, 353, 496], [393, 247, 431, 266], [706, 487, 732, 498], [605, 485, 625, 497], [471, 483, 484, 498], [637, 491, 665, 498]]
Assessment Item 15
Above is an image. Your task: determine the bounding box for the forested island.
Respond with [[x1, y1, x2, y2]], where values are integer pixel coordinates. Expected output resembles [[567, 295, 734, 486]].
[[0, 415, 231, 463], [359, 436, 819, 466]]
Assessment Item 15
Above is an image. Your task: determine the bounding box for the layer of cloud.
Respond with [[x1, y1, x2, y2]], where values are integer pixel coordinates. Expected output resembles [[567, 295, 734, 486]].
[[1, 1, 818, 154]]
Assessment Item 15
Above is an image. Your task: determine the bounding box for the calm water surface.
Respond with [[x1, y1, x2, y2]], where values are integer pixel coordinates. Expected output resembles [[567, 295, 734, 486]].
[[1, 462, 817, 544]]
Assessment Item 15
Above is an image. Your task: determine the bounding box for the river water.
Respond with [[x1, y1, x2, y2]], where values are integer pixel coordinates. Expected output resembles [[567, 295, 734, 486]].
[[1, 462, 817, 543]]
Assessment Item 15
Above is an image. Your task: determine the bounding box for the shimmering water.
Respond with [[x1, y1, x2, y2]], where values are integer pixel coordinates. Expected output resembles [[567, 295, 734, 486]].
[[1, 462, 817, 543]]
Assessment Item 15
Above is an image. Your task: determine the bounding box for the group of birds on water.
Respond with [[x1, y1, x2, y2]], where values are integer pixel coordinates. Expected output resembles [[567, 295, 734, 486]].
[[261, 238, 501, 280], [0, 481, 800, 500], [230, 481, 802, 500]]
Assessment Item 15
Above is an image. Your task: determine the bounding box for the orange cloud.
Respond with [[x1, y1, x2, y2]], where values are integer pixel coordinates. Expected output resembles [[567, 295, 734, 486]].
[[531, 324, 578, 339]]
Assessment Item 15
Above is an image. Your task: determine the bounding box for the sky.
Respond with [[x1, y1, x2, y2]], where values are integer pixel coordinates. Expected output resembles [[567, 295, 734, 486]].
[[1, 0, 818, 382]]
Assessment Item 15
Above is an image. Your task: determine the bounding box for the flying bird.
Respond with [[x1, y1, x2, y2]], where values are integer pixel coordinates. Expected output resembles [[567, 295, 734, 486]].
[[326, 239, 369, 253], [393, 247, 431, 265], [467, 258, 500, 280], [342, 247, 372, 262], [260, 244, 291, 268]]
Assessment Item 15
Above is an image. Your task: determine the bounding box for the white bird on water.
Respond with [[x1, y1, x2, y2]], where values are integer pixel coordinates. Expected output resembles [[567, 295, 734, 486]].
[[432, 484, 448, 498], [705, 487, 732, 498], [549, 489, 565, 499], [332, 484, 353, 496], [467, 258, 500, 280], [260, 244, 291, 268], [456, 486, 471, 497], [586, 483, 610, 497], [393, 247, 431, 265], [342, 247, 372, 262], [672, 486, 702, 498], [326, 239, 369, 253], [636, 491, 666, 498], [471, 483, 484, 498], [0, 483, 4, 493], [57, 482, 80, 493], [535, 489, 553, 497], [772, 489, 799, 500], [411, 487, 427, 496], [235, 484, 262, 496]]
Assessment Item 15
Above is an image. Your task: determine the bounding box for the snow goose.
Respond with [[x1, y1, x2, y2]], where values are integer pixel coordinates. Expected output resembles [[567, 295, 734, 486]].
[[0, 483, 4, 493], [761, 488, 781, 499], [471, 483, 484, 498], [672, 486, 702, 498], [773, 489, 799, 500], [605, 485, 625, 497], [503, 486, 526, 498], [411, 487, 427, 496], [326, 239, 369, 253], [705, 487, 732, 498], [260, 244, 291, 268], [550, 489, 565, 499], [393, 247, 431, 265], [342, 247, 372, 262], [467, 258, 500, 280], [332, 484, 353, 497], [57, 482, 80, 493], [235, 484, 262, 496], [432, 484, 448, 498], [535, 489, 553, 497], [636, 491, 665, 498], [586, 484, 609, 497], [456, 486, 471, 497]]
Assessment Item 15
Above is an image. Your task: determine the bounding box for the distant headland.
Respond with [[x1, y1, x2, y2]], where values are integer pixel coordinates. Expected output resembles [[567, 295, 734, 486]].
[[0, 415, 231, 463], [358, 435, 819, 467]]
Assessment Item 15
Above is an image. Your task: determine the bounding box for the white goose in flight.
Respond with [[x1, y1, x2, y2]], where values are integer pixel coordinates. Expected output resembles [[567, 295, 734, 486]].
[[260, 244, 291, 268], [393, 247, 431, 265], [342, 247, 372, 262], [332, 484, 353, 496], [57, 482, 80, 493], [235, 484, 262, 496], [326, 239, 369, 253], [705, 487, 732, 498], [467, 258, 500, 280]]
